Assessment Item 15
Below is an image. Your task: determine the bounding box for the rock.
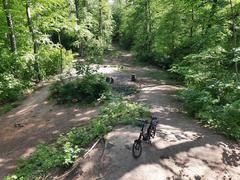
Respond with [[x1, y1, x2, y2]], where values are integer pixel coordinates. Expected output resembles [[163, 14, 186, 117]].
[[107, 126, 113, 131], [14, 123, 24, 128], [106, 142, 114, 149], [125, 144, 131, 150]]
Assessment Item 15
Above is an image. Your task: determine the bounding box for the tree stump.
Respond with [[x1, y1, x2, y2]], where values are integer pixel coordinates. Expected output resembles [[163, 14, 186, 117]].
[[106, 77, 114, 84], [131, 74, 136, 82]]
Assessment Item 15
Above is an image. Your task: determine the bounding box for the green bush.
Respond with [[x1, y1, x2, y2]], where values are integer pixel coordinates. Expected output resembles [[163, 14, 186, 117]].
[[0, 45, 73, 106], [171, 46, 240, 139], [220, 100, 240, 139], [50, 74, 110, 104], [181, 88, 214, 117], [38, 45, 73, 78], [0, 74, 25, 103], [5, 100, 149, 180], [179, 83, 240, 139]]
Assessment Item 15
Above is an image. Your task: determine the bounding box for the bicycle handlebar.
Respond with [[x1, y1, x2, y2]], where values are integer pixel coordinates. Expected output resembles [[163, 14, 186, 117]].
[[137, 119, 149, 124]]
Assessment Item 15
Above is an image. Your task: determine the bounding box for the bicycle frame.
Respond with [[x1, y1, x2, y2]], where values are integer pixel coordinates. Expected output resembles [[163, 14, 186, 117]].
[[137, 122, 145, 142], [132, 116, 158, 158], [137, 117, 157, 142]]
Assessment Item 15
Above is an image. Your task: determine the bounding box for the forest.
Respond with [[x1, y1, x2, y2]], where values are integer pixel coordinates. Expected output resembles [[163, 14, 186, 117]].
[[0, 0, 240, 179]]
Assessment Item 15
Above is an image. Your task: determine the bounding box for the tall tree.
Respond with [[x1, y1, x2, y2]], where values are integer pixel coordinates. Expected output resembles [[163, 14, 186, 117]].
[[26, 0, 41, 81], [74, 0, 80, 25], [99, 0, 103, 37], [26, 0, 37, 54], [2, 0, 17, 53], [229, 0, 239, 82]]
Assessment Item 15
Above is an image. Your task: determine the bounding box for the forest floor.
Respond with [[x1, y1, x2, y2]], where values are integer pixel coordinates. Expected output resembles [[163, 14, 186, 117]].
[[0, 49, 240, 179]]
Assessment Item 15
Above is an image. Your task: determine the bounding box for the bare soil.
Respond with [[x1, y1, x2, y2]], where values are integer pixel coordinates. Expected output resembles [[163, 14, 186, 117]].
[[0, 50, 240, 179]]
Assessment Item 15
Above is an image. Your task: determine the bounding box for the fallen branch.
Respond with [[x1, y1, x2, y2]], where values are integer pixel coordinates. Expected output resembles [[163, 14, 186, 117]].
[[83, 136, 104, 158]]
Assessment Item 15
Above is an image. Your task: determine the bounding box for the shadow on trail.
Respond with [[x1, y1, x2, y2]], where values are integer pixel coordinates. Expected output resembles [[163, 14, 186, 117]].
[[98, 126, 239, 180]]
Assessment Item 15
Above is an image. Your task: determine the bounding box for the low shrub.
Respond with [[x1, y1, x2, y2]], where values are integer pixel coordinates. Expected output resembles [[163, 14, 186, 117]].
[[0, 74, 26, 103], [5, 100, 149, 179], [50, 74, 110, 104], [38, 45, 73, 78], [181, 88, 214, 117], [180, 86, 240, 139], [219, 100, 240, 139]]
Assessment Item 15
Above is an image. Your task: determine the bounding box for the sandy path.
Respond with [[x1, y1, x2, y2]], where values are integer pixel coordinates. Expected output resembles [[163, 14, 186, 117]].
[[51, 51, 240, 180]]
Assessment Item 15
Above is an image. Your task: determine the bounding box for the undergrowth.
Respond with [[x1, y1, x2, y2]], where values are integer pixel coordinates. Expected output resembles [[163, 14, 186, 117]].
[[172, 47, 240, 139]]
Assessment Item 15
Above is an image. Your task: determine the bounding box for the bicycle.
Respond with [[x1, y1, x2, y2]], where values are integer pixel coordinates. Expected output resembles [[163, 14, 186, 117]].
[[132, 116, 158, 158]]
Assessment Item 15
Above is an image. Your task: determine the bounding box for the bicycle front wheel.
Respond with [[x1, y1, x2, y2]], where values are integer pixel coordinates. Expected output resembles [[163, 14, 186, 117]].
[[132, 140, 142, 158]]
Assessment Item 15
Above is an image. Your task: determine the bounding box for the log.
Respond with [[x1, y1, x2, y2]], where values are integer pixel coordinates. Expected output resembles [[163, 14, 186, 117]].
[[83, 136, 104, 158]]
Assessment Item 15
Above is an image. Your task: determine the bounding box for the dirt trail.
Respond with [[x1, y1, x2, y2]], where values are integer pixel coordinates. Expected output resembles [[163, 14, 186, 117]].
[[51, 51, 240, 179], [0, 85, 99, 178], [1, 50, 240, 179]]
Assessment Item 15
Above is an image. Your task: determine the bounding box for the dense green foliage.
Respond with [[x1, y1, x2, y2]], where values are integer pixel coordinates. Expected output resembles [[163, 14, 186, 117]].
[[0, 0, 112, 105], [4, 100, 149, 179], [113, 0, 240, 139], [50, 74, 110, 104]]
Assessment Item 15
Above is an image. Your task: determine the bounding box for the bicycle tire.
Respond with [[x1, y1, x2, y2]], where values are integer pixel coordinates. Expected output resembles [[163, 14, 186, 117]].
[[132, 140, 142, 158]]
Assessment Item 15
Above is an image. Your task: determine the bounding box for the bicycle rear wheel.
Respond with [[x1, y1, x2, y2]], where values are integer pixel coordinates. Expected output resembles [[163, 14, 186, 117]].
[[132, 140, 142, 158]]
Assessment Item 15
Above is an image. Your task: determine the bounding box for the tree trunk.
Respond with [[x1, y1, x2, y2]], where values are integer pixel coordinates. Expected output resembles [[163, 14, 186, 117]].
[[229, 0, 238, 82], [190, 2, 194, 38], [74, 0, 80, 25], [99, 0, 103, 37], [205, 0, 217, 35], [58, 31, 64, 73], [26, 0, 41, 82], [146, 0, 151, 54], [171, 0, 176, 52], [26, 0, 37, 53], [2, 0, 17, 53]]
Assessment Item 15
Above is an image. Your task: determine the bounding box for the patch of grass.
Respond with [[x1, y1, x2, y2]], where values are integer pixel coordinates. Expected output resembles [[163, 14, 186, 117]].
[[4, 99, 150, 180]]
